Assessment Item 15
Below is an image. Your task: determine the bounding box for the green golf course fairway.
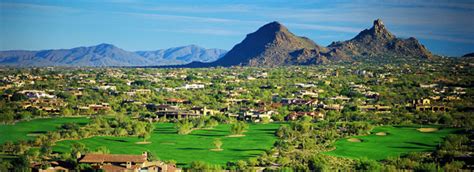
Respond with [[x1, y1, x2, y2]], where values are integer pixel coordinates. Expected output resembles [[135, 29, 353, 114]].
[[324, 126, 457, 160], [53, 123, 281, 166], [0, 117, 89, 144]]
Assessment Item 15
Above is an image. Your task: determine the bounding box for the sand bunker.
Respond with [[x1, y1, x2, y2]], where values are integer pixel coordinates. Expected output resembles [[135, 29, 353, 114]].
[[375, 132, 387, 136], [347, 138, 362, 142], [227, 134, 245, 137], [417, 128, 438, 133]]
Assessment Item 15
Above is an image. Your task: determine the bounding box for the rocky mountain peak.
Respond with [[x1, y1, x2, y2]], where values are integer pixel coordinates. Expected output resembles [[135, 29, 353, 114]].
[[373, 19, 384, 30], [209, 21, 340, 67], [95, 43, 115, 49], [257, 21, 288, 33], [370, 19, 394, 40], [328, 19, 432, 59], [351, 19, 394, 42]]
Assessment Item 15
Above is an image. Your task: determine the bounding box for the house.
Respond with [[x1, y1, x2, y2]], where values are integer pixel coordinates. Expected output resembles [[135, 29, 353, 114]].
[[286, 111, 324, 121], [281, 98, 318, 106], [95, 85, 117, 91], [180, 84, 205, 90], [80, 153, 146, 171], [358, 104, 391, 113], [18, 90, 56, 99], [329, 96, 351, 102], [88, 103, 111, 111], [147, 104, 201, 119], [78, 153, 180, 172], [322, 104, 344, 111], [21, 98, 67, 113], [165, 98, 190, 105], [295, 90, 318, 98], [411, 98, 449, 112], [134, 89, 152, 94], [190, 106, 218, 116], [239, 108, 275, 121], [420, 84, 438, 88]]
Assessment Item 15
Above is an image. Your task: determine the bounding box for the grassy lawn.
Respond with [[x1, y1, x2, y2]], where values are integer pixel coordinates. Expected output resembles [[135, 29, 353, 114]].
[[0, 117, 90, 144], [53, 123, 281, 166], [324, 125, 458, 160]]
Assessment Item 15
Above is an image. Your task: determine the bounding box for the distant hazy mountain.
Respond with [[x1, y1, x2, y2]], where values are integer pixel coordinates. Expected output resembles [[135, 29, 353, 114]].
[[0, 44, 227, 67], [135, 45, 227, 65], [328, 19, 433, 59]]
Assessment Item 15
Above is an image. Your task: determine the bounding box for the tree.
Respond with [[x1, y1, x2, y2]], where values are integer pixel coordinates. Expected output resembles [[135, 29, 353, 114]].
[[11, 93, 27, 101], [147, 151, 159, 161], [414, 162, 437, 172], [443, 161, 464, 171], [140, 132, 151, 143], [175, 120, 194, 135], [61, 108, 74, 116], [355, 158, 381, 172], [230, 121, 248, 135], [13, 142, 29, 155], [205, 119, 219, 128], [0, 159, 12, 170], [40, 144, 52, 157], [236, 160, 248, 170], [12, 155, 30, 171], [71, 143, 88, 159], [94, 146, 110, 154], [0, 108, 14, 124], [309, 155, 329, 172], [213, 138, 223, 151], [138, 122, 155, 142]]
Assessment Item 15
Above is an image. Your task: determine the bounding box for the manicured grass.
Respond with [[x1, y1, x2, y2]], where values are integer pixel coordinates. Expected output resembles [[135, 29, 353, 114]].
[[53, 123, 281, 166], [324, 125, 458, 160], [0, 117, 90, 144]]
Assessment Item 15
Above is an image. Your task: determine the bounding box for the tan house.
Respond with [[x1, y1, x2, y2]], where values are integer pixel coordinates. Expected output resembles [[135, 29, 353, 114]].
[[79, 153, 179, 172], [286, 111, 325, 121]]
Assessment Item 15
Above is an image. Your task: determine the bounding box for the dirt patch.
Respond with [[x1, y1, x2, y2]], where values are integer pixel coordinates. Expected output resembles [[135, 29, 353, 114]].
[[347, 138, 362, 142], [135, 141, 151, 145], [417, 128, 438, 133], [210, 148, 223, 151], [375, 132, 387, 136], [227, 134, 245, 137]]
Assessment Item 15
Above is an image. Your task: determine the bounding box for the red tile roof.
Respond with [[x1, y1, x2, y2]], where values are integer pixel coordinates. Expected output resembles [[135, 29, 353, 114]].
[[79, 154, 147, 163]]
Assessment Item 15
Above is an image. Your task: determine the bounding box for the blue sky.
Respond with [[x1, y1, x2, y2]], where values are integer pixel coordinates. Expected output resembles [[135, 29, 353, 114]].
[[1, 0, 473, 56]]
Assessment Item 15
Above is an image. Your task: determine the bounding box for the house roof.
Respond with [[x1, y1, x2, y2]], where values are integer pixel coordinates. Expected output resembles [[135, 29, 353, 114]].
[[79, 154, 147, 163]]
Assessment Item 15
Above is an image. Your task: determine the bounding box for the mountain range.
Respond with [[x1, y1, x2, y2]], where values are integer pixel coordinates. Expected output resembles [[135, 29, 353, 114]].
[[181, 19, 433, 68], [1, 19, 435, 67], [0, 44, 227, 67]]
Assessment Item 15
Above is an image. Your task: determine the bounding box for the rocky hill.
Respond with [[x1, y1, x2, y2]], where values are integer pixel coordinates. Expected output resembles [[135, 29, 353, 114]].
[[210, 21, 348, 67], [328, 19, 433, 59]]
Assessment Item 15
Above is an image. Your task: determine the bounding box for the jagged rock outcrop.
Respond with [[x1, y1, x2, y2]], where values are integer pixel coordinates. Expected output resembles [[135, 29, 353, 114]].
[[329, 19, 433, 59]]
